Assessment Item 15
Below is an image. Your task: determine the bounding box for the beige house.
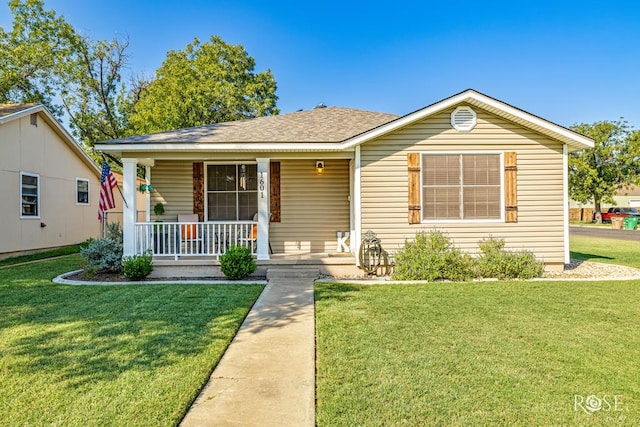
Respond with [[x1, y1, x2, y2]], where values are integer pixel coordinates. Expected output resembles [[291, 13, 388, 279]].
[[0, 104, 140, 257], [97, 90, 593, 271]]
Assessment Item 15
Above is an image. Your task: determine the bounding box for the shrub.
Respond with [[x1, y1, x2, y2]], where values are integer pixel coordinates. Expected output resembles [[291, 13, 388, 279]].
[[392, 231, 475, 281], [80, 237, 123, 274], [475, 237, 544, 280], [105, 222, 123, 244], [220, 244, 256, 280], [80, 223, 123, 274], [122, 251, 154, 281]]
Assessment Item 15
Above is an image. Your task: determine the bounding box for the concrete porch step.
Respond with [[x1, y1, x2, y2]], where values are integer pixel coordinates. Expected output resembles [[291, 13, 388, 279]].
[[266, 268, 320, 280]]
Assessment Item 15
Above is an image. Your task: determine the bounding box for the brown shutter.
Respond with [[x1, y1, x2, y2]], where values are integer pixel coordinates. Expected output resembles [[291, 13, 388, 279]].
[[408, 153, 421, 224], [270, 161, 281, 222], [504, 152, 517, 223], [193, 162, 204, 222]]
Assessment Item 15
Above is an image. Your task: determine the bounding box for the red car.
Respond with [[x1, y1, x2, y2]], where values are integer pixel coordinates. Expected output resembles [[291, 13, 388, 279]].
[[600, 207, 640, 223]]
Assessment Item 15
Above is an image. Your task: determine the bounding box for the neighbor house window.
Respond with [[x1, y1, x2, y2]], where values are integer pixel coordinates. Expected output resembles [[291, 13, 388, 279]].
[[76, 178, 89, 205], [422, 154, 501, 220], [206, 164, 257, 220], [20, 172, 40, 218]]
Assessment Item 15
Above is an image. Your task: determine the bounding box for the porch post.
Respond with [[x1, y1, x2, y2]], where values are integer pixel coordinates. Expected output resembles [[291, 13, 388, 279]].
[[145, 166, 151, 222], [353, 146, 362, 265], [122, 158, 138, 257], [256, 158, 270, 260]]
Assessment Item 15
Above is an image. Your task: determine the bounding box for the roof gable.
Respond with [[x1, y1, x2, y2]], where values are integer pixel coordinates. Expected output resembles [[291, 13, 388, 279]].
[[96, 89, 594, 154], [343, 89, 594, 152], [0, 103, 101, 177]]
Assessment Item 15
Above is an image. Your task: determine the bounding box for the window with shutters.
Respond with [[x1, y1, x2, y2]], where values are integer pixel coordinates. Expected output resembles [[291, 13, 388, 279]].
[[422, 154, 501, 221], [206, 164, 257, 220]]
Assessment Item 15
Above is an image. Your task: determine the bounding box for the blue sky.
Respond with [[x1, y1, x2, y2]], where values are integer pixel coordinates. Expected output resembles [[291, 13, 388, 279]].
[[2, 0, 640, 129]]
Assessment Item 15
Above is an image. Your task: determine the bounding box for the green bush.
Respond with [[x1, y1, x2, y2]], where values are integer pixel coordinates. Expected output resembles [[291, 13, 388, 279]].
[[122, 251, 154, 281], [475, 237, 544, 279], [392, 231, 475, 281], [220, 244, 256, 280], [80, 223, 123, 274]]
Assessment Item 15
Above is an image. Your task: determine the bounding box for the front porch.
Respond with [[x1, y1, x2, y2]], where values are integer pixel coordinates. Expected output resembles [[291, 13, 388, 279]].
[[120, 156, 359, 263]]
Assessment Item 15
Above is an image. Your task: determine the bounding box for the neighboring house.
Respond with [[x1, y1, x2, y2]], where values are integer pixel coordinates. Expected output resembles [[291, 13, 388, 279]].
[[570, 185, 640, 209], [0, 104, 130, 256], [96, 89, 593, 271]]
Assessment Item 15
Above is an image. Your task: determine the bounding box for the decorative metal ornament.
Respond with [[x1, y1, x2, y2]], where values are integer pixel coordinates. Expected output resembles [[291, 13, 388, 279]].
[[359, 230, 382, 275]]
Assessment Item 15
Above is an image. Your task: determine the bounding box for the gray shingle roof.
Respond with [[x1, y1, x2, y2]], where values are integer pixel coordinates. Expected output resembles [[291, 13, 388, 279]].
[[104, 106, 399, 144], [0, 103, 39, 118]]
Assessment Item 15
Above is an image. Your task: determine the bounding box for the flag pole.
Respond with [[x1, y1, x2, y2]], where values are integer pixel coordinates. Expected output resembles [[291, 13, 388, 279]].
[[100, 152, 129, 209]]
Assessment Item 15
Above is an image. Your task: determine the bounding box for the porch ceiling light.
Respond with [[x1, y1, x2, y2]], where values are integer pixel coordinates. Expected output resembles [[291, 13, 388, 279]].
[[316, 160, 325, 174]]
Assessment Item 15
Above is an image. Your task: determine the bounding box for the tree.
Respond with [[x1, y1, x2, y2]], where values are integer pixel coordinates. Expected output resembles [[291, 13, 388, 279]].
[[0, 0, 134, 151], [60, 35, 133, 146], [0, 0, 76, 117], [129, 36, 278, 134], [569, 120, 639, 222]]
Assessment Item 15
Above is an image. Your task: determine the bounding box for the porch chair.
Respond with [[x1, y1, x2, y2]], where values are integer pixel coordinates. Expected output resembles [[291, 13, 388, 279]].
[[239, 213, 273, 254], [178, 214, 201, 255], [237, 213, 259, 252]]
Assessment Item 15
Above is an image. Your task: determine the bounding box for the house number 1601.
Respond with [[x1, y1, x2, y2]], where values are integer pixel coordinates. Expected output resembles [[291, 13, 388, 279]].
[[259, 174, 265, 198]]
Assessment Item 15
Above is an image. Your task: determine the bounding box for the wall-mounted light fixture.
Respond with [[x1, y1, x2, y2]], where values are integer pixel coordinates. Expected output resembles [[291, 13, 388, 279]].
[[316, 161, 325, 174], [139, 183, 154, 193]]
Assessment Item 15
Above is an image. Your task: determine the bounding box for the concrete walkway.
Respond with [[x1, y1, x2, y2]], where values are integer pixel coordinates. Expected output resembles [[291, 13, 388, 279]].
[[180, 268, 317, 427]]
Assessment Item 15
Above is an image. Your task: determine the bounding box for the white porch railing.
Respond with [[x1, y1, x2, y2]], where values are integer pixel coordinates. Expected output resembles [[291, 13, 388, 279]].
[[135, 221, 257, 259]]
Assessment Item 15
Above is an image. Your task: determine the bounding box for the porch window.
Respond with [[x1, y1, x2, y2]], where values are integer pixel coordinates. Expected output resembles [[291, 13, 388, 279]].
[[206, 164, 258, 220], [422, 154, 501, 221]]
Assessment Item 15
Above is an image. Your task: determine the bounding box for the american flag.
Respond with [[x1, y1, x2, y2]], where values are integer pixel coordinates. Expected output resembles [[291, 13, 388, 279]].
[[98, 161, 118, 221]]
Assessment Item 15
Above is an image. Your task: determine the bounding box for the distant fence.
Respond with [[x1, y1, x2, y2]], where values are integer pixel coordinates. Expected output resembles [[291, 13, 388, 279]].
[[102, 211, 146, 238], [569, 208, 595, 222]]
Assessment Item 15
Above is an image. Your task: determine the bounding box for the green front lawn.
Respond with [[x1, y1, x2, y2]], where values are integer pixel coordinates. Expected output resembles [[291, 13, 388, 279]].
[[0, 256, 263, 426], [0, 244, 81, 267], [570, 234, 640, 269], [316, 281, 640, 425]]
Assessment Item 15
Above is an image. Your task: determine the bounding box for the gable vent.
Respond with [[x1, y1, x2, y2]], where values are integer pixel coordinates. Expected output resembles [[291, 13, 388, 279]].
[[451, 106, 477, 132]]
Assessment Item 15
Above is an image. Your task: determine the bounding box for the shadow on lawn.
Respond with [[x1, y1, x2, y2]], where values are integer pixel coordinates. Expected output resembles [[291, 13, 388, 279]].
[[570, 251, 615, 262], [315, 282, 363, 302], [0, 274, 262, 390]]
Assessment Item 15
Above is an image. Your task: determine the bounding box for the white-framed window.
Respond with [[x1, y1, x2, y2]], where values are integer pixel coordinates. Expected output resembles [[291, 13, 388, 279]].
[[422, 153, 501, 221], [76, 178, 89, 205], [20, 172, 40, 218], [205, 163, 258, 221]]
